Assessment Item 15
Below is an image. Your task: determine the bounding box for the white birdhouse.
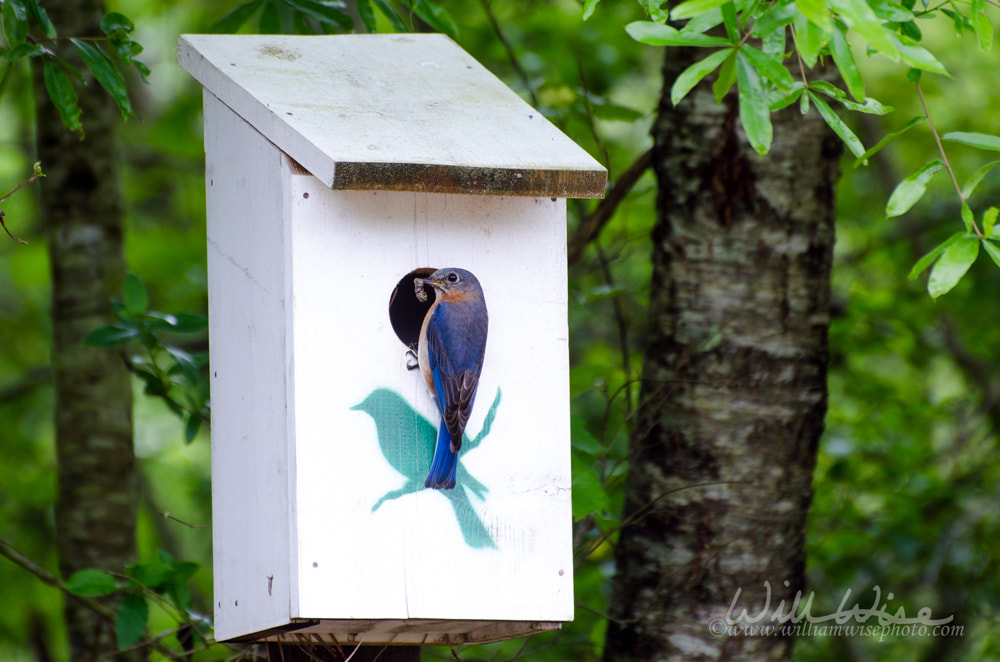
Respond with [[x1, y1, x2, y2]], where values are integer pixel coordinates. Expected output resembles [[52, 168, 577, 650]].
[[177, 33, 606, 645]]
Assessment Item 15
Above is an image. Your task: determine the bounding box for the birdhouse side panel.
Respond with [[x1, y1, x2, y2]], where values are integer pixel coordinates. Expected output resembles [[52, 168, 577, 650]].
[[287, 186, 573, 622], [204, 92, 296, 640]]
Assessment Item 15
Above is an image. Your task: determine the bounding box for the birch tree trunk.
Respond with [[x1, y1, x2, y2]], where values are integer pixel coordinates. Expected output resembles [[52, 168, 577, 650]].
[[33, 1, 137, 658], [603, 47, 841, 661]]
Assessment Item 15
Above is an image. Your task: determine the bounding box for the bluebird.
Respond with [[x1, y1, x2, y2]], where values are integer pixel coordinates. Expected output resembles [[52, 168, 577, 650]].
[[416, 267, 488, 490]]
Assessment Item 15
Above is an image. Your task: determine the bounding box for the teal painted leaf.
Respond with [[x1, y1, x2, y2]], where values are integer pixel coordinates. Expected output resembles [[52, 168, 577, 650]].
[[885, 159, 944, 217], [943, 131, 1000, 152], [66, 569, 117, 596], [927, 236, 979, 299], [908, 232, 965, 280], [672, 48, 733, 105], [115, 594, 148, 650], [736, 52, 773, 156]]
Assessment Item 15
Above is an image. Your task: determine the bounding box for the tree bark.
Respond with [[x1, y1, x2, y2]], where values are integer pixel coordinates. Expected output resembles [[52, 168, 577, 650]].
[[604, 47, 841, 661], [33, 1, 137, 659]]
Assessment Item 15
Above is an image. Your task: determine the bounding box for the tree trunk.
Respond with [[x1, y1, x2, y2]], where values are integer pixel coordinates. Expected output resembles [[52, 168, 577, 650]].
[[604, 47, 841, 661], [33, 1, 137, 659]]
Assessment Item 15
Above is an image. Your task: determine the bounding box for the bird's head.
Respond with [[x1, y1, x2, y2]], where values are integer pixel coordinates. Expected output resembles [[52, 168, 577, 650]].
[[421, 268, 482, 296]]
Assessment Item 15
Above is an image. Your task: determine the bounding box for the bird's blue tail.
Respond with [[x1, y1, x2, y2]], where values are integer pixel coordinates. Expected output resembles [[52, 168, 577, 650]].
[[425, 422, 458, 489]]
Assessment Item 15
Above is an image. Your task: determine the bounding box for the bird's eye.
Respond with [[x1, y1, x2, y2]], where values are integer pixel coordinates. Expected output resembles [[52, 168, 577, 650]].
[[447, 272, 459, 283]]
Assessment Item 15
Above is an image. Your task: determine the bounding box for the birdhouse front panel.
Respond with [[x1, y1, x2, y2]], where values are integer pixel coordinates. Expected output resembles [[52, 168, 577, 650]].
[[286, 177, 574, 623]]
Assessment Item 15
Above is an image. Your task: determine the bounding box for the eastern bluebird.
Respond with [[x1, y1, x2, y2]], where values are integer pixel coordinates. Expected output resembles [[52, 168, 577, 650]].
[[416, 267, 488, 490]]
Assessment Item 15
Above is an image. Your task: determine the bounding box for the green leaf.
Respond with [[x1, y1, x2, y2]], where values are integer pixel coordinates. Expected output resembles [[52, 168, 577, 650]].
[[82, 325, 139, 347], [984, 207, 998, 238], [795, 0, 831, 32], [769, 84, 805, 111], [65, 569, 117, 596], [354, 0, 374, 30], [962, 161, 1000, 200], [751, 2, 796, 38], [372, 0, 407, 32], [829, 0, 899, 60], [625, 21, 732, 46], [100, 11, 134, 35], [671, 0, 732, 21], [961, 202, 975, 233], [854, 115, 924, 167], [908, 232, 966, 279], [671, 48, 734, 105], [409, 0, 458, 37], [283, 0, 353, 31], [942, 132, 1000, 153], [830, 25, 864, 100], [2, 0, 28, 47], [26, 0, 56, 38], [740, 44, 795, 91], [869, 0, 915, 22], [6, 43, 43, 61], [885, 159, 944, 217], [736, 52, 773, 156], [209, 0, 264, 33], [115, 594, 148, 650], [71, 40, 131, 119], [941, 8, 973, 35], [42, 60, 82, 136], [971, 0, 992, 51], [583, 0, 601, 20], [927, 236, 979, 299], [889, 33, 948, 76], [127, 561, 173, 589], [792, 11, 829, 67], [721, 1, 739, 40], [184, 413, 202, 443], [171, 312, 209, 333], [808, 91, 865, 157], [714, 50, 737, 102], [571, 416, 605, 457], [122, 273, 148, 314], [983, 239, 1000, 269], [167, 346, 199, 383], [571, 455, 610, 519]]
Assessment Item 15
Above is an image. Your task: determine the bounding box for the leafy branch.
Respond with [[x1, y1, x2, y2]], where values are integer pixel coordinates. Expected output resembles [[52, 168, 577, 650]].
[[1, 2, 149, 137], [83, 273, 211, 442], [588, 0, 999, 297]]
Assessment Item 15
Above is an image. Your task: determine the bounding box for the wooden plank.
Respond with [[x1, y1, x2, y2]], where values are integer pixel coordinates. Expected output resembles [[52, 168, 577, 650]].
[[177, 34, 606, 198], [260, 619, 560, 646], [205, 91, 296, 640]]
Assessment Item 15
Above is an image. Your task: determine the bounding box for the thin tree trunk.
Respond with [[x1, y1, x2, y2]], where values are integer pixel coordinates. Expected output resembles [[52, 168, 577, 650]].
[[33, 1, 137, 659], [604, 47, 841, 661]]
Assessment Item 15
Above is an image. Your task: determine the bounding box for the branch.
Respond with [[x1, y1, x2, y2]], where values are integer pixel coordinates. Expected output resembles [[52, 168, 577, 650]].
[[476, 0, 538, 107], [567, 147, 653, 266], [0, 162, 46, 245], [0, 539, 176, 658]]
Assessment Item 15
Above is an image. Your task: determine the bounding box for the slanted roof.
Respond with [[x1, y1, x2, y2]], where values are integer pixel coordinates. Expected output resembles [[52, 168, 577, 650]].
[[178, 33, 607, 198]]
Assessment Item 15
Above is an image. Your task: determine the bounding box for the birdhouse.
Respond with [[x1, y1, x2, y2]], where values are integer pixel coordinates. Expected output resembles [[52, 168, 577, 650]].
[[177, 33, 606, 645]]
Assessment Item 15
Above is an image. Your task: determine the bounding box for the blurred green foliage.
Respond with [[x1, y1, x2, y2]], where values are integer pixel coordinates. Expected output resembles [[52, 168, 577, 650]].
[[0, 0, 998, 660]]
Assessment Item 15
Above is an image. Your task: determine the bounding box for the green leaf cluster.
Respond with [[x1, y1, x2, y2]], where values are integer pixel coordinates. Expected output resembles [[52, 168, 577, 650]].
[[1, 4, 148, 136], [64, 550, 203, 651], [83, 273, 210, 443]]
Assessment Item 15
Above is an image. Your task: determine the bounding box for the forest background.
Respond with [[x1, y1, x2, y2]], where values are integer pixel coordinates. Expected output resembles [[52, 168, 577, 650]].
[[1, 0, 999, 660]]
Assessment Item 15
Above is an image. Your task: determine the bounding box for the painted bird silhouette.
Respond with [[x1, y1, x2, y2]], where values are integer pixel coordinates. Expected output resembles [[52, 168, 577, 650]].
[[416, 268, 488, 490]]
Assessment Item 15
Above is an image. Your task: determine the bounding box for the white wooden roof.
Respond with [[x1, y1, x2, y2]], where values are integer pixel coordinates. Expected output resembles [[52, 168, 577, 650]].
[[178, 33, 607, 198]]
